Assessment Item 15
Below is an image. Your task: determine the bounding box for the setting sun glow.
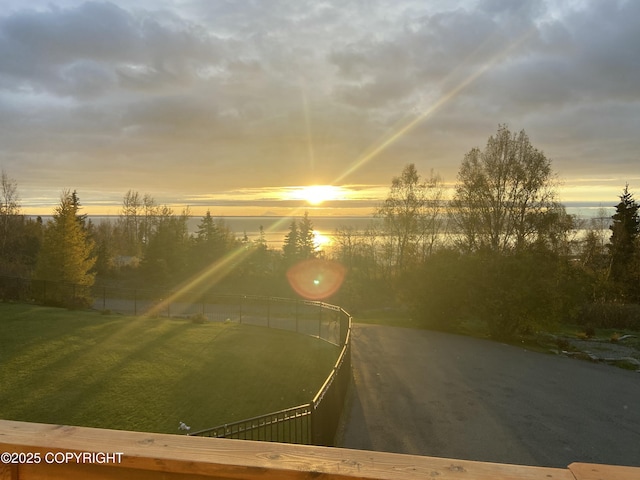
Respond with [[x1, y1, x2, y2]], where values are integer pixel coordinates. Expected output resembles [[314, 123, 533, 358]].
[[313, 230, 332, 249], [293, 185, 343, 205]]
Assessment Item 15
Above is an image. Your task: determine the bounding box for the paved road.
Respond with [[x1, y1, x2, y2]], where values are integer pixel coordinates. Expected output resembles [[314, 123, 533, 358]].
[[339, 323, 640, 468]]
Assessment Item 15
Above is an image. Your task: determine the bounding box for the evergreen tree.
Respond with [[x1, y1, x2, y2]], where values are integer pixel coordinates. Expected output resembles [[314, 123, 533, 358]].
[[282, 212, 317, 267], [297, 211, 317, 260], [282, 219, 299, 267], [196, 210, 216, 241], [194, 210, 234, 263], [71, 189, 88, 229], [34, 190, 96, 304], [608, 184, 639, 300]]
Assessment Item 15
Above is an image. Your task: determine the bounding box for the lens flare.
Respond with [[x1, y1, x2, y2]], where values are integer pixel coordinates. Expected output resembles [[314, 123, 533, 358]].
[[333, 28, 535, 185], [286, 258, 346, 300]]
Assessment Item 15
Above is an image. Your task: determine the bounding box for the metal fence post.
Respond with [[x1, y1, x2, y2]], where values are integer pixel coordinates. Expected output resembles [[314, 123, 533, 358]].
[[310, 404, 317, 445]]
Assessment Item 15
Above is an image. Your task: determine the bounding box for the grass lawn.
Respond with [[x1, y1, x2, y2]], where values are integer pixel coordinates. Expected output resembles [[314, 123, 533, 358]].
[[0, 303, 338, 435]]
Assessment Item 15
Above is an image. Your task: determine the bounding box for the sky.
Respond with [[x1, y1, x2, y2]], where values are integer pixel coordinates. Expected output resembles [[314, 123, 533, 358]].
[[0, 0, 638, 216]]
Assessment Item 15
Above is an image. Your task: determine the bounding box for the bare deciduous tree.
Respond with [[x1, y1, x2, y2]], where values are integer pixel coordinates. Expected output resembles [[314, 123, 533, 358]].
[[377, 163, 444, 272], [451, 125, 561, 253], [119, 189, 142, 256], [0, 169, 21, 257]]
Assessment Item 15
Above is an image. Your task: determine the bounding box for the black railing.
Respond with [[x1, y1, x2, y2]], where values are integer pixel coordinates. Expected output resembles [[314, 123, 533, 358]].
[[312, 326, 352, 446], [188, 305, 351, 445], [0, 276, 353, 446], [189, 404, 313, 444]]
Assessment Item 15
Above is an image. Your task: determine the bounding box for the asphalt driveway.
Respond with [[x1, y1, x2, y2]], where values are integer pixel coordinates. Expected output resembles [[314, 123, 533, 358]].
[[339, 323, 640, 468]]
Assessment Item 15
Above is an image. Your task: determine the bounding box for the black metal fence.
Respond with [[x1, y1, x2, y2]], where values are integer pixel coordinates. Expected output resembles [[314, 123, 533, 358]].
[[0, 276, 347, 345], [188, 300, 352, 446], [312, 327, 352, 445], [93, 290, 346, 346], [190, 405, 313, 444], [0, 276, 353, 445]]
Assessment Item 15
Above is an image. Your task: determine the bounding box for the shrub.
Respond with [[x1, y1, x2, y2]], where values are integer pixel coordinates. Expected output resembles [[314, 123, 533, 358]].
[[408, 249, 589, 340], [66, 295, 93, 310], [405, 249, 471, 332], [190, 313, 207, 324]]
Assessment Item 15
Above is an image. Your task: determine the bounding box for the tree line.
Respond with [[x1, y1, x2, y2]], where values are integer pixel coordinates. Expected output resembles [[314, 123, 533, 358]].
[[331, 125, 639, 338], [1, 125, 638, 338]]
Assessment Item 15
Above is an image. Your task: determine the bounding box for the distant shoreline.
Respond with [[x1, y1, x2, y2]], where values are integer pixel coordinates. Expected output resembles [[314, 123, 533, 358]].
[[23, 210, 612, 248]]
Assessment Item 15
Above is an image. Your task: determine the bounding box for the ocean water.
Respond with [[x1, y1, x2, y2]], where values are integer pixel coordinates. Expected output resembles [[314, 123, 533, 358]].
[[194, 216, 379, 247], [29, 204, 612, 251], [27, 215, 381, 249]]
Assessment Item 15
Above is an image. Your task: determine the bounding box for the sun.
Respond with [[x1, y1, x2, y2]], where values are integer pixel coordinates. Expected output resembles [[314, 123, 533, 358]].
[[294, 185, 342, 205], [313, 230, 332, 249]]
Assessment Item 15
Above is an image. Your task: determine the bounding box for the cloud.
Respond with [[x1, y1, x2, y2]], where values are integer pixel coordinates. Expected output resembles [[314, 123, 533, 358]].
[[0, 1, 225, 96], [0, 0, 638, 212], [562, 0, 640, 99]]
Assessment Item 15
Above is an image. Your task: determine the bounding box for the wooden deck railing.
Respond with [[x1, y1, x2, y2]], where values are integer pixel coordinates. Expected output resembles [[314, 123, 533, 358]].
[[1, 420, 638, 480]]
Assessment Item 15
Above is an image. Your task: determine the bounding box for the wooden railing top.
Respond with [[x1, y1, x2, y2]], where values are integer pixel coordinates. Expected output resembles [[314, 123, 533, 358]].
[[0, 420, 638, 480]]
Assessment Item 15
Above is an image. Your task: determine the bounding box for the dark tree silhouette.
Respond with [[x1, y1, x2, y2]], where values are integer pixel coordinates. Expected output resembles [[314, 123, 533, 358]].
[[451, 125, 563, 253], [608, 184, 640, 301]]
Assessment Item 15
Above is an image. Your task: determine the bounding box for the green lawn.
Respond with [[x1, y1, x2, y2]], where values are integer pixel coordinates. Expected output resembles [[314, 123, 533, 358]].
[[0, 303, 338, 434]]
